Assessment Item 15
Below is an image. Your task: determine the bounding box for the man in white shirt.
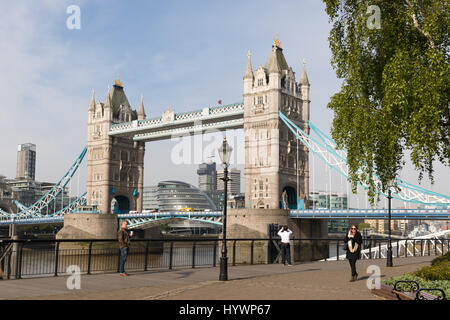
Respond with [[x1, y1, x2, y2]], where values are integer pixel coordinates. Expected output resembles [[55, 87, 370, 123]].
[[277, 225, 293, 266]]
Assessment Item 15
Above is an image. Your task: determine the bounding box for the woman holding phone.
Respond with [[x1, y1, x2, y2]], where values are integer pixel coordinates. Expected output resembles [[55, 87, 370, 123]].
[[344, 225, 362, 281]]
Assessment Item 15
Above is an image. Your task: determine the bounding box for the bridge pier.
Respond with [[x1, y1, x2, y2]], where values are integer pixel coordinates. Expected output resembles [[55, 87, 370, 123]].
[[56, 213, 118, 240], [226, 209, 328, 263]]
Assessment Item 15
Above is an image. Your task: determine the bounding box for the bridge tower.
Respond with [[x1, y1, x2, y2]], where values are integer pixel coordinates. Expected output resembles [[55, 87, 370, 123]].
[[243, 35, 310, 210], [86, 75, 146, 214]]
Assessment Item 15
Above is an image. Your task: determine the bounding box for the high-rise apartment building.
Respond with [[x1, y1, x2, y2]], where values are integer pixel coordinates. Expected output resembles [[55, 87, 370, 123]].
[[197, 162, 217, 196], [16, 143, 36, 180]]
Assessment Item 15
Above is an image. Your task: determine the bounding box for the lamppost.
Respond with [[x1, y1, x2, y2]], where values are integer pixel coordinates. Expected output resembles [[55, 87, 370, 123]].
[[218, 137, 232, 281], [386, 179, 394, 267]]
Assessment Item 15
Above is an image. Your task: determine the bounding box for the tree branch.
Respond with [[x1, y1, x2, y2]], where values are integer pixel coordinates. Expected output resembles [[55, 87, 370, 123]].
[[404, 0, 436, 49]]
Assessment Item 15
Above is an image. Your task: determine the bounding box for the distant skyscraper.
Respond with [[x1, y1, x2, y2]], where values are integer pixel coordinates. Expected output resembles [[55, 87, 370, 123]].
[[16, 143, 36, 180], [217, 168, 241, 196], [197, 162, 217, 196]]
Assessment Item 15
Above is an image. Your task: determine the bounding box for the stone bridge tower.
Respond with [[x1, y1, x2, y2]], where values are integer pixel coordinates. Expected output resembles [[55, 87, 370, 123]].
[[243, 36, 310, 210], [86, 76, 146, 214]]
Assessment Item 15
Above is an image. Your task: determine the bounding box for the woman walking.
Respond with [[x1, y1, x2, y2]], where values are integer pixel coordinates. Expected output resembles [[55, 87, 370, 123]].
[[344, 225, 362, 281]]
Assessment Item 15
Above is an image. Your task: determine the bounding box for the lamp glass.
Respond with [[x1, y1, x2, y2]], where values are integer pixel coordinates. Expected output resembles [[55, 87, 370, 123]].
[[218, 138, 233, 165]]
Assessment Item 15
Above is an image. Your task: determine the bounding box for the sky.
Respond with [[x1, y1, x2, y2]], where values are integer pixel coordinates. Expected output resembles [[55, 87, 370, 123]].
[[0, 0, 448, 208]]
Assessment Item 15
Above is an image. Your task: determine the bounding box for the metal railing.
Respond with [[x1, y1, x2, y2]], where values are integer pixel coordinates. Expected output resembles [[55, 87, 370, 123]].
[[0, 237, 447, 280], [322, 237, 450, 261]]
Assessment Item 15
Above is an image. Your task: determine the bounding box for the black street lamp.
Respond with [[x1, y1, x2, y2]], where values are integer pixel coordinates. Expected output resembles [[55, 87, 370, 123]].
[[387, 179, 394, 267], [218, 137, 232, 281]]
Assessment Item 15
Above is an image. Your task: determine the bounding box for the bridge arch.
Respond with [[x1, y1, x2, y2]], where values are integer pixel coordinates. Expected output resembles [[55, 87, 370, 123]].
[[112, 195, 130, 214], [281, 186, 297, 209]]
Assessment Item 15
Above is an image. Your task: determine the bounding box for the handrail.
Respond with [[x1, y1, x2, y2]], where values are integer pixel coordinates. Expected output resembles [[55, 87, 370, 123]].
[[0, 237, 447, 243]]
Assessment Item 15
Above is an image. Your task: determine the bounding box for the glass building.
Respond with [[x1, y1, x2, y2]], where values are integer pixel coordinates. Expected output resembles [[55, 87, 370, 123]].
[[152, 181, 216, 212], [309, 191, 349, 234], [197, 162, 217, 196]]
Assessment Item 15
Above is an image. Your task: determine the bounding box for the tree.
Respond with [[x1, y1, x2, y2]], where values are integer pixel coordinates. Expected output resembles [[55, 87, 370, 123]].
[[322, 0, 449, 203]]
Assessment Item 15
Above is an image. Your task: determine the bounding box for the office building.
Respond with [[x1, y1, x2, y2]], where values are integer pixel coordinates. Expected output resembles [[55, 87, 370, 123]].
[[16, 143, 36, 180]]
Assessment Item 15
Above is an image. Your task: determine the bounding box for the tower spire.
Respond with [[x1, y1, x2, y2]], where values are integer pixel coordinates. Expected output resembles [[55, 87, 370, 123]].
[[138, 94, 146, 120], [89, 89, 95, 112], [243, 50, 254, 80], [104, 86, 112, 108], [300, 59, 310, 86], [114, 72, 123, 87]]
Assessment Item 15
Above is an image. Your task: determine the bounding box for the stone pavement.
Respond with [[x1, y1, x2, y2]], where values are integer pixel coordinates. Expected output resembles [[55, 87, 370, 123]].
[[0, 256, 434, 300]]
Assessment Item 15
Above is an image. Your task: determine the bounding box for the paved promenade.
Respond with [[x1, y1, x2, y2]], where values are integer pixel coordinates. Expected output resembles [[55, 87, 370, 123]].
[[0, 256, 434, 300]]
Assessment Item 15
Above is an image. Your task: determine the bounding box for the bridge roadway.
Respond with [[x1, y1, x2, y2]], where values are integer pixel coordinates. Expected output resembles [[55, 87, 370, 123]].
[[1, 208, 449, 226], [0, 256, 435, 300]]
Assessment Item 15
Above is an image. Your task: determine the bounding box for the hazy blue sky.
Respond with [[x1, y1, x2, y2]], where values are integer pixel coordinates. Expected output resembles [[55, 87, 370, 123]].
[[0, 0, 448, 208]]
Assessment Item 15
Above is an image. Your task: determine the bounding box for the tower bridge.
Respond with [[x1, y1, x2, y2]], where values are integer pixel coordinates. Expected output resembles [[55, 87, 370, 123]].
[[87, 35, 311, 216]]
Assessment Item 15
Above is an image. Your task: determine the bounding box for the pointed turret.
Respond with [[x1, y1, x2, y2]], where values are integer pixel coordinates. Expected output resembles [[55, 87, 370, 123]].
[[104, 87, 112, 108], [299, 59, 310, 86], [243, 50, 254, 80], [137, 94, 146, 120], [88, 89, 95, 112]]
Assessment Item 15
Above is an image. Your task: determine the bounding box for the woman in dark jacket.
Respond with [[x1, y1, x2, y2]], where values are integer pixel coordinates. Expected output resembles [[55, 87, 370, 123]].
[[344, 225, 362, 281]]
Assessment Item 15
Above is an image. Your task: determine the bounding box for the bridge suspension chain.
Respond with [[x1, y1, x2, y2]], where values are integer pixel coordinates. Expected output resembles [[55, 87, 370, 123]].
[[279, 111, 450, 207]]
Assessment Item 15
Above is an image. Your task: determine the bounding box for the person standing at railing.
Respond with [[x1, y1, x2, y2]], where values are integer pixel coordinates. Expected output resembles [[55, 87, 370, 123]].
[[278, 225, 293, 266], [344, 225, 362, 281], [118, 220, 134, 277]]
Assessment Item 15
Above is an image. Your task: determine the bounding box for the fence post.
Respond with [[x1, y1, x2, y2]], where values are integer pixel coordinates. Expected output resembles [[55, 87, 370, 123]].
[[87, 241, 93, 275], [311, 240, 315, 261], [405, 240, 408, 258], [428, 241, 431, 256], [54, 242, 60, 276], [413, 240, 416, 257], [336, 241, 339, 261], [378, 241, 381, 259], [169, 241, 173, 270], [192, 241, 196, 268], [117, 248, 121, 273], [250, 240, 254, 265], [213, 241, 217, 267], [15, 242, 23, 280], [232, 240, 236, 266], [144, 241, 149, 271], [421, 240, 424, 256], [441, 241, 444, 256], [397, 240, 400, 257]]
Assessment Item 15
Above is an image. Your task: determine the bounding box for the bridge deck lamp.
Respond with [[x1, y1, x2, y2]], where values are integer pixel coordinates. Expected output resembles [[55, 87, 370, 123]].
[[218, 137, 232, 281], [387, 179, 394, 267]]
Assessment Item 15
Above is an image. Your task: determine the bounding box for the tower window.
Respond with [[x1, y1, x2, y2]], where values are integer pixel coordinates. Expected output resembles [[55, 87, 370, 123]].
[[121, 151, 128, 161], [258, 79, 264, 86], [258, 96, 263, 104]]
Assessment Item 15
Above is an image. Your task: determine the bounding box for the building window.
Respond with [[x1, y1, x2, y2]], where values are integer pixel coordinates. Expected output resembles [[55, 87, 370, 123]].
[[258, 78, 264, 86], [121, 151, 128, 161], [258, 96, 263, 104]]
